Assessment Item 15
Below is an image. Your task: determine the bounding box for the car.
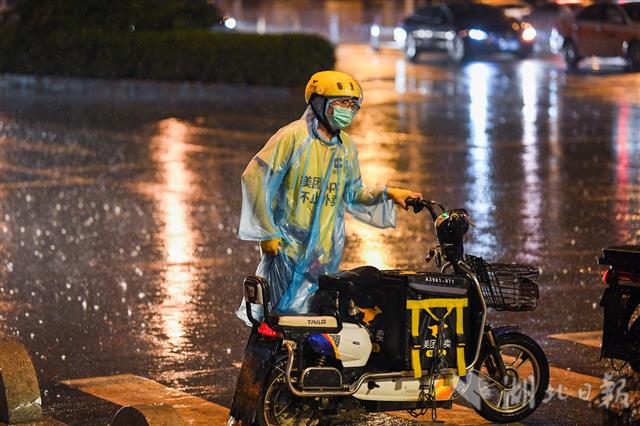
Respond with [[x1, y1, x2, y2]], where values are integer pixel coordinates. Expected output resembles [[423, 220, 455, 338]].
[[559, 2, 640, 70], [525, 1, 585, 54], [399, 1, 537, 63]]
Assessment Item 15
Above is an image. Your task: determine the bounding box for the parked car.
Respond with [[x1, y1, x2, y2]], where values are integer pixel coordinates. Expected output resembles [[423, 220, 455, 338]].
[[559, 2, 640, 70], [399, 2, 537, 63]]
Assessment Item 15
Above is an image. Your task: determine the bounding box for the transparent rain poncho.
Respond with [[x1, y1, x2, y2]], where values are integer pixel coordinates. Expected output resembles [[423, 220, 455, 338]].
[[236, 107, 396, 323]]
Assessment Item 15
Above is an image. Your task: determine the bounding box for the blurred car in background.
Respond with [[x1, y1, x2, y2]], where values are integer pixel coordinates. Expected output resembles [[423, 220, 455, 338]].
[[492, 0, 533, 21], [210, 15, 237, 32], [559, 2, 640, 70], [398, 2, 537, 63], [526, 1, 585, 54]]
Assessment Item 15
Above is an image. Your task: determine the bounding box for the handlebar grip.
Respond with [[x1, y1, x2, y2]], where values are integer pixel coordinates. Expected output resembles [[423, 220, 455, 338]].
[[406, 198, 444, 220], [405, 197, 424, 213]]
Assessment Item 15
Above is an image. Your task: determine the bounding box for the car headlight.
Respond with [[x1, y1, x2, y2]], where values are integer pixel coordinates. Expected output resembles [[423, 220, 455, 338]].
[[468, 29, 488, 41], [394, 27, 407, 43], [521, 26, 536, 42], [224, 17, 237, 30]]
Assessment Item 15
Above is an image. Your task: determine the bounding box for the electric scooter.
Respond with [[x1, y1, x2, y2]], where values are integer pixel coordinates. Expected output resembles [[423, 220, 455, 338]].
[[598, 246, 640, 372], [230, 199, 549, 425]]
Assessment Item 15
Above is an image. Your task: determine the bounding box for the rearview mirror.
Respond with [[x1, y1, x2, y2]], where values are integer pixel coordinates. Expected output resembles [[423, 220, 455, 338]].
[[243, 276, 269, 306]]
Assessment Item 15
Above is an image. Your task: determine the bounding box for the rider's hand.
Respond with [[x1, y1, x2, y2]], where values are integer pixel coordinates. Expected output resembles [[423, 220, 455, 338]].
[[260, 238, 282, 256], [387, 187, 423, 210]]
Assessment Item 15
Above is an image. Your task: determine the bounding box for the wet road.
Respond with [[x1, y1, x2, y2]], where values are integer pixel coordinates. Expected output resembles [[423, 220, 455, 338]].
[[0, 45, 639, 425]]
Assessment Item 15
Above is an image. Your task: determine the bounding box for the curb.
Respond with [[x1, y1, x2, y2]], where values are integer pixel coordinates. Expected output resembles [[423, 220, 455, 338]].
[[0, 74, 298, 104]]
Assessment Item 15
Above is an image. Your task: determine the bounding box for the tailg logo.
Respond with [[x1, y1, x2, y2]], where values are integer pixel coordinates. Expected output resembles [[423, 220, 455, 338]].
[[307, 319, 327, 325]]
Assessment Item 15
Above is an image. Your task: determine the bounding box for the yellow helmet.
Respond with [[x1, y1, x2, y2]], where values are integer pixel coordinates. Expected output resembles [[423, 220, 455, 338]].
[[304, 70, 363, 104]]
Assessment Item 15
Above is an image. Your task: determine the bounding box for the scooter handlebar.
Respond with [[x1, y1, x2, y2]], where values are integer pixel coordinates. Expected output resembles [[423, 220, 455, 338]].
[[405, 198, 443, 221]]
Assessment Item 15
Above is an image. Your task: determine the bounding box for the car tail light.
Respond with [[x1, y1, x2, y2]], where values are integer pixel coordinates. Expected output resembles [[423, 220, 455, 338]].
[[258, 322, 282, 338], [602, 268, 611, 285]]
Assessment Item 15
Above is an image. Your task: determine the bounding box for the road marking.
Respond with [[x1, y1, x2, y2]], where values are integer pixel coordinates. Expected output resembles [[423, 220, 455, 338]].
[[548, 331, 602, 349], [62, 362, 606, 426], [548, 365, 603, 400], [390, 403, 522, 425], [62, 374, 229, 425], [63, 373, 509, 426], [503, 352, 603, 400]]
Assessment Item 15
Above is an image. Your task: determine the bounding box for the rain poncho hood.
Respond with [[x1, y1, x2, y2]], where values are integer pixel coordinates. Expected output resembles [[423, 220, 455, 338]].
[[237, 107, 396, 322]]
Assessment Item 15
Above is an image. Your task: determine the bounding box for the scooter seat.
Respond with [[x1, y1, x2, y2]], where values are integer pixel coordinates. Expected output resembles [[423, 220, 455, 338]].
[[600, 245, 640, 274], [318, 266, 381, 292]]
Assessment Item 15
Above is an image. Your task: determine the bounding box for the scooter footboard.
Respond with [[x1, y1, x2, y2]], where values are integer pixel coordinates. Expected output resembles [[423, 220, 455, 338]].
[[352, 375, 459, 402], [230, 330, 281, 424]]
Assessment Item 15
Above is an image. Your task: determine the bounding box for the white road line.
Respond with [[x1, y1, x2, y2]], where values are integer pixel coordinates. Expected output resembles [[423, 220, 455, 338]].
[[548, 365, 604, 401], [389, 364, 604, 425], [63, 373, 507, 426], [62, 374, 229, 425], [63, 363, 605, 426], [548, 331, 602, 349], [390, 403, 521, 425]]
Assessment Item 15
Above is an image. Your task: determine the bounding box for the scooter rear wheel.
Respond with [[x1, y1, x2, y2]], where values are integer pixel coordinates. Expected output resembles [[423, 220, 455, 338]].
[[257, 360, 322, 426], [466, 332, 549, 424]]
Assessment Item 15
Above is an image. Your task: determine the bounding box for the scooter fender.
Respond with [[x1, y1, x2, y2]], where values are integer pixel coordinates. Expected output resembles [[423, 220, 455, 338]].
[[491, 325, 520, 337], [230, 330, 281, 424]]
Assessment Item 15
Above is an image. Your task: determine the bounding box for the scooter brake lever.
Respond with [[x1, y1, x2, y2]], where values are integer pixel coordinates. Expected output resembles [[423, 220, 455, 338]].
[[435, 250, 443, 268], [425, 247, 435, 264]]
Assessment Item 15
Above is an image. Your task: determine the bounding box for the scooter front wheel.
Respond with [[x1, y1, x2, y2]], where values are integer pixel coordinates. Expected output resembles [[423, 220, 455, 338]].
[[628, 316, 640, 373], [466, 332, 549, 424]]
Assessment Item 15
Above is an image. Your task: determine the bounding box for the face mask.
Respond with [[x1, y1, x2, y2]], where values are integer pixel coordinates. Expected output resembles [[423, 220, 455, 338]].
[[328, 106, 356, 129]]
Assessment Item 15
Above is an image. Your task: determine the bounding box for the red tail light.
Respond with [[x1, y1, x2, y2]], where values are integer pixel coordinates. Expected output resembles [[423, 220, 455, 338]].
[[602, 268, 611, 286], [258, 322, 281, 338]]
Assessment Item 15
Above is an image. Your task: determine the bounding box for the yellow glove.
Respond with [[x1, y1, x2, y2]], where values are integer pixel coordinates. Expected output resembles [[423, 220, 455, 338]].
[[260, 238, 282, 256], [387, 187, 423, 210]]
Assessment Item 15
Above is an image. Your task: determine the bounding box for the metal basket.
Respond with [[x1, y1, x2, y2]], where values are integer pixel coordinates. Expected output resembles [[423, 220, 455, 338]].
[[465, 255, 540, 311]]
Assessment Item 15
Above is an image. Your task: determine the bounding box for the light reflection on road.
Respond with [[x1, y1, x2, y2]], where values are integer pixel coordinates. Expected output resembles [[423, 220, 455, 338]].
[[149, 118, 196, 352], [465, 62, 497, 254], [615, 102, 633, 242], [347, 221, 392, 270], [520, 60, 543, 257]]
